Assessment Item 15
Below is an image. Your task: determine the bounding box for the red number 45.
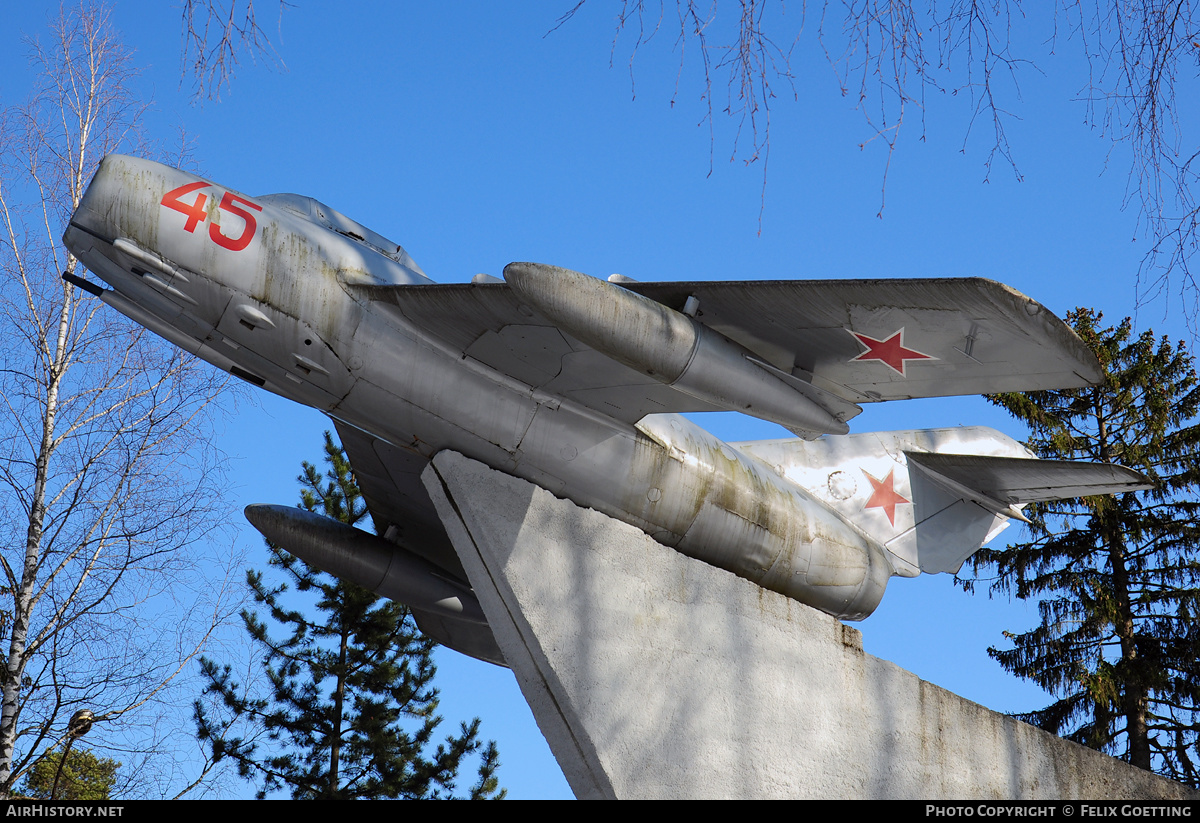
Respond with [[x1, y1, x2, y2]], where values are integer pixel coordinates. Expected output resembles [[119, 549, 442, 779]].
[[161, 182, 263, 252]]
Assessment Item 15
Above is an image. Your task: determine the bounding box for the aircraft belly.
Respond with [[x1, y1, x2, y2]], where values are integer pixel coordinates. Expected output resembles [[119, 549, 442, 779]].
[[215, 296, 355, 408], [337, 316, 544, 463], [336, 376, 531, 476], [69, 238, 206, 336], [326, 312, 891, 619], [683, 501, 782, 579], [629, 416, 890, 618]]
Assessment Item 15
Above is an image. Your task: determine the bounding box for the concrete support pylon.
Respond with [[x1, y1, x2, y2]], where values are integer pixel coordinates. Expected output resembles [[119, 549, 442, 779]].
[[421, 450, 1194, 800]]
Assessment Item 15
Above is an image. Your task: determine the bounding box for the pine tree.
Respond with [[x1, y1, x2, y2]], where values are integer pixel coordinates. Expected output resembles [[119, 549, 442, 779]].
[[194, 432, 504, 799], [961, 309, 1200, 785], [19, 748, 119, 801]]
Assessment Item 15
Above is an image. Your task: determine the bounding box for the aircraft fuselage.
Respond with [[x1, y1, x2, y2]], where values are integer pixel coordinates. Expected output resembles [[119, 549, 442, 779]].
[[66, 155, 1035, 623]]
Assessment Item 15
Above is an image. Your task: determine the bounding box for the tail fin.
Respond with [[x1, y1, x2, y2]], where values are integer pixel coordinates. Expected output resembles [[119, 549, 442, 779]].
[[733, 427, 1149, 577]]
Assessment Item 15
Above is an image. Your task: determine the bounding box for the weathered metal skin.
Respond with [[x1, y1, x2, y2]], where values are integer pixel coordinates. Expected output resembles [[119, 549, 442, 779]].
[[63, 155, 896, 620], [504, 263, 850, 436], [243, 504, 486, 624], [65, 155, 1151, 633]]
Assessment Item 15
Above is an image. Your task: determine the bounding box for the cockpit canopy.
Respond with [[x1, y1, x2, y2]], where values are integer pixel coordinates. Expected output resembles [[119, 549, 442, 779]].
[[257, 193, 426, 277]]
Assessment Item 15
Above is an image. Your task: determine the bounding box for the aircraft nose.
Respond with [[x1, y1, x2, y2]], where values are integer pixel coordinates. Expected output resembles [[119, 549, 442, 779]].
[[69, 154, 128, 241], [65, 155, 249, 328], [71, 154, 203, 250]]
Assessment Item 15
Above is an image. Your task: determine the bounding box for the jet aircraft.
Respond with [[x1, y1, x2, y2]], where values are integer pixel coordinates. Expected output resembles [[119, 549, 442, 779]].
[[62, 155, 1148, 666]]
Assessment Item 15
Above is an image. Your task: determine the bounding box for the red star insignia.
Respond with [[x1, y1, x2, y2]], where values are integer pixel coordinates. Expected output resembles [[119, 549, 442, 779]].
[[848, 328, 935, 376], [862, 468, 910, 526]]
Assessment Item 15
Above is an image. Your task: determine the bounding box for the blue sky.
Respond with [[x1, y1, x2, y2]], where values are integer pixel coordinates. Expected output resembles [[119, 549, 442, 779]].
[[3, 1, 1195, 799]]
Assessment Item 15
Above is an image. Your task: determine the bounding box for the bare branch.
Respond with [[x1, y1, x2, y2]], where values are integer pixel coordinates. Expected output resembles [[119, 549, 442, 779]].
[[179, 0, 288, 101], [565, 2, 1200, 315], [0, 2, 241, 799]]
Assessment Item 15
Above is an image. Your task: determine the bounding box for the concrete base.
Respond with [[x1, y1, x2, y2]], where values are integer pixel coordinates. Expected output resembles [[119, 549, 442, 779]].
[[422, 450, 1194, 800]]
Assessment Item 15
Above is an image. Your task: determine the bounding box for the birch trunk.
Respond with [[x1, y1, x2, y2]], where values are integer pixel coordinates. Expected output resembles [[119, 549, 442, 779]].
[[0, 3, 235, 797]]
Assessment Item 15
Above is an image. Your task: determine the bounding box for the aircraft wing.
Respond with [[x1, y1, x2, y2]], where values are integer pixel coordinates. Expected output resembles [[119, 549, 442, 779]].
[[355, 274, 1100, 424], [358, 281, 729, 423], [622, 278, 1100, 403], [333, 420, 506, 665], [332, 419, 462, 576]]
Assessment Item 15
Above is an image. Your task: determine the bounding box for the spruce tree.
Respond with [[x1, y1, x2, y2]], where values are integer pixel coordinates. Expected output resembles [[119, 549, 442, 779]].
[[194, 432, 503, 799], [961, 309, 1200, 785]]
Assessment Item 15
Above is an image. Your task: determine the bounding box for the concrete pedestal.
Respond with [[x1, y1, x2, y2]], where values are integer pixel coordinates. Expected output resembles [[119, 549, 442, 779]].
[[421, 450, 1193, 800]]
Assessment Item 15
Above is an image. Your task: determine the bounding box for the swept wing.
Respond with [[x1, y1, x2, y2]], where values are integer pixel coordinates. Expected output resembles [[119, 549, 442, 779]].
[[357, 274, 1100, 428]]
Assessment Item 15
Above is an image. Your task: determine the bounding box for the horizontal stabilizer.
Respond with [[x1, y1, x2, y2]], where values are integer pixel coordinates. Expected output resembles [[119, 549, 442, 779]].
[[735, 427, 1153, 577], [904, 452, 1152, 509]]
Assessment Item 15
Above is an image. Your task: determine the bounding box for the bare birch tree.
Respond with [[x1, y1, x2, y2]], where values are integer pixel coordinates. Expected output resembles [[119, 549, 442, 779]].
[[0, 3, 236, 798]]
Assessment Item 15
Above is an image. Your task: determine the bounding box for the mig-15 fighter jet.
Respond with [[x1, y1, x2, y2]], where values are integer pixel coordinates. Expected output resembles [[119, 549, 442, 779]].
[[62, 155, 1148, 666]]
